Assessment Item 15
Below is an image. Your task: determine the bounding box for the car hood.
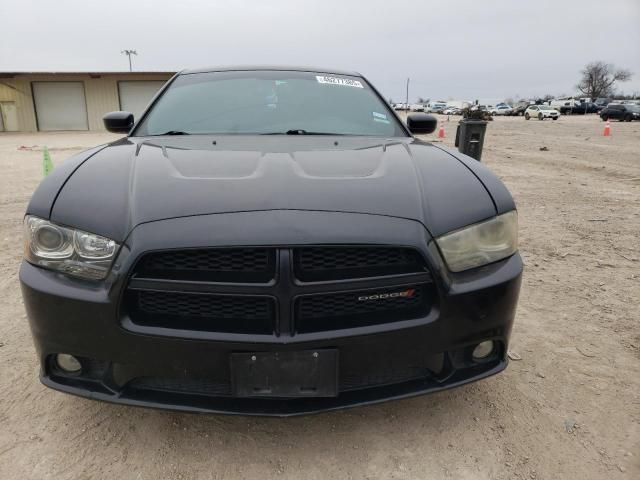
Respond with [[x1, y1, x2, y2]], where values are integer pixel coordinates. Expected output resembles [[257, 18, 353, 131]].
[[49, 136, 501, 242]]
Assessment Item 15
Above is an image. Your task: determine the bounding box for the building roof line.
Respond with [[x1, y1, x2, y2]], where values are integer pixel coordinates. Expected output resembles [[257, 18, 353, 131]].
[[0, 71, 176, 78]]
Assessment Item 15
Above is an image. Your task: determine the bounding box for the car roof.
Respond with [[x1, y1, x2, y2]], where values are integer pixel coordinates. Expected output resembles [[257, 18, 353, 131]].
[[180, 65, 362, 76]]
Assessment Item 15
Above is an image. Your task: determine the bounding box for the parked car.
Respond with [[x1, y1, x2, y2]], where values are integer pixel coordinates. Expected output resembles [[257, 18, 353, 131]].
[[427, 102, 448, 113], [20, 66, 522, 416], [510, 103, 530, 116], [393, 103, 408, 111], [442, 106, 462, 115], [599, 103, 640, 122], [490, 105, 513, 116], [560, 102, 599, 115], [550, 98, 581, 112], [409, 104, 425, 112], [525, 105, 559, 120]]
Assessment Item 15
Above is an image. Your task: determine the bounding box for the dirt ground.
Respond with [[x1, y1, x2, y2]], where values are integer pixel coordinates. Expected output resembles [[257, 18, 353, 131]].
[[0, 115, 638, 479]]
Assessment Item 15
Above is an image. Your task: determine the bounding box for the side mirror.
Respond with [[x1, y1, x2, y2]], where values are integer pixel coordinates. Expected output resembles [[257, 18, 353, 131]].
[[406, 113, 437, 134], [103, 111, 134, 133]]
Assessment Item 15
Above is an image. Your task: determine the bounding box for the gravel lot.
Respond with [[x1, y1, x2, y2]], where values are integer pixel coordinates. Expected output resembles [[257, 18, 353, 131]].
[[0, 115, 638, 479]]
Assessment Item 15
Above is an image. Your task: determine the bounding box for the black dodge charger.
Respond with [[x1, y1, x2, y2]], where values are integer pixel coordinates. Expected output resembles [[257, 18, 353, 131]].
[[21, 66, 522, 416]]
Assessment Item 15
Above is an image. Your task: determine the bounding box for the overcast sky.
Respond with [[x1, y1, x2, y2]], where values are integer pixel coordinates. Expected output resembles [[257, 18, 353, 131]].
[[2, 0, 639, 102]]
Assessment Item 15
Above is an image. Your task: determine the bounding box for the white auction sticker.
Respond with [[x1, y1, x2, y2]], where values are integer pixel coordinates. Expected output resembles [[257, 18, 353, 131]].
[[316, 75, 364, 88]]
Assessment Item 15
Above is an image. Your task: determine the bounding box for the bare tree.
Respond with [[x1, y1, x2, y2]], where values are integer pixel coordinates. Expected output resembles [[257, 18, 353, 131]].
[[576, 61, 632, 100]]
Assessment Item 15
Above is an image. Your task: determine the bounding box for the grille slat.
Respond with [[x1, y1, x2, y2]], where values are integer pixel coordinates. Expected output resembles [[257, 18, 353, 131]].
[[295, 284, 431, 333], [294, 247, 426, 281], [127, 290, 275, 334], [134, 248, 276, 283]]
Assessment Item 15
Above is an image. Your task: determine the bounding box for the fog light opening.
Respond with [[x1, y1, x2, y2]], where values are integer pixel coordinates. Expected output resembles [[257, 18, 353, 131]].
[[472, 341, 495, 360], [55, 354, 82, 374]]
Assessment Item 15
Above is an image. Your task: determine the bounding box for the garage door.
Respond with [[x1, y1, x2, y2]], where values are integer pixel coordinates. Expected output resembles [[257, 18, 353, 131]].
[[32, 82, 88, 131], [118, 81, 166, 120]]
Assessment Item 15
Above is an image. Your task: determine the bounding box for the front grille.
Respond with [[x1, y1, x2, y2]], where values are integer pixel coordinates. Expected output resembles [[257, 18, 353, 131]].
[[123, 246, 434, 336], [294, 247, 426, 281], [126, 290, 275, 334], [133, 248, 276, 283], [295, 284, 431, 333]]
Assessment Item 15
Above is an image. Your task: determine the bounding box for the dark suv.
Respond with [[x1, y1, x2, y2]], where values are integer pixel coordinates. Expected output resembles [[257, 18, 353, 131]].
[[600, 103, 640, 122], [559, 102, 599, 115], [21, 66, 522, 416]]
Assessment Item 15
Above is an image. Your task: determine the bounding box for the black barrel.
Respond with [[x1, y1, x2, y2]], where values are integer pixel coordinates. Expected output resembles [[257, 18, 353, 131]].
[[455, 119, 488, 161]]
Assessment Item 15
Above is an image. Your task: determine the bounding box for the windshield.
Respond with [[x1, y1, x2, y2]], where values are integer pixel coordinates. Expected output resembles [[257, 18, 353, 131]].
[[133, 70, 407, 137], [539, 106, 556, 111], [626, 105, 640, 113]]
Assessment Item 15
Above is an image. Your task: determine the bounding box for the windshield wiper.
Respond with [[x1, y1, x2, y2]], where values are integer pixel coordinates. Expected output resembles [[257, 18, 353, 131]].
[[149, 130, 191, 136], [261, 129, 345, 135]]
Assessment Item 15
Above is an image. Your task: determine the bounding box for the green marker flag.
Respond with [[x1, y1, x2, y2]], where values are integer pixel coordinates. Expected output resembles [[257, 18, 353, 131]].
[[42, 146, 54, 177]]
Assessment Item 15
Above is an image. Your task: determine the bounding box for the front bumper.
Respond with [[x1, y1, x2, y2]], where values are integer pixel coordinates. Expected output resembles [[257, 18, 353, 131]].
[[21, 212, 522, 416]]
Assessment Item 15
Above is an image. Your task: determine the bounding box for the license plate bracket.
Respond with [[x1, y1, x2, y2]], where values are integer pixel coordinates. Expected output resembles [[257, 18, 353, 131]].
[[231, 349, 338, 398]]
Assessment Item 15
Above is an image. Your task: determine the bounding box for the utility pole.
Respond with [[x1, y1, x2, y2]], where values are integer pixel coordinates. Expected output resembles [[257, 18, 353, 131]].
[[406, 78, 410, 110], [121, 50, 138, 72]]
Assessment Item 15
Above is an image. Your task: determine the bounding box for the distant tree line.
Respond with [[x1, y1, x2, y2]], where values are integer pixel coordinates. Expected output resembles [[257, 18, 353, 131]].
[[404, 61, 634, 106]]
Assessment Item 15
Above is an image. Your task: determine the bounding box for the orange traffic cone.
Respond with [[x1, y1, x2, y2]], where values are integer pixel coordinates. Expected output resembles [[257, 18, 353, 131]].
[[438, 125, 445, 138], [603, 120, 611, 136]]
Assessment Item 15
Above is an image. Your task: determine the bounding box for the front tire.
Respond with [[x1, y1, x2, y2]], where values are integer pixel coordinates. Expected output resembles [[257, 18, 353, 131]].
[[601, 115, 608, 121], [552, 116, 558, 121], [525, 113, 530, 120], [538, 113, 543, 120], [625, 114, 633, 122]]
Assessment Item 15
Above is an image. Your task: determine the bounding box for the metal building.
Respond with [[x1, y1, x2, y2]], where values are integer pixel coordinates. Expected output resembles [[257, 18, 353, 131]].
[[0, 72, 175, 132]]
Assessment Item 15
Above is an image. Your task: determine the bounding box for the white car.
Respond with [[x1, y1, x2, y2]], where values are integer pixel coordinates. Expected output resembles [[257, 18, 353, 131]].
[[490, 105, 513, 115], [409, 104, 425, 112], [524, 105, 560, 120], [427, 102, 448, 113]]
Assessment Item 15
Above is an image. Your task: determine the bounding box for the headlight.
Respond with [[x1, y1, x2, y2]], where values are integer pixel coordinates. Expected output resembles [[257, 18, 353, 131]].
[[24, 216, 119, 280], [436, 211, 518, 272]]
